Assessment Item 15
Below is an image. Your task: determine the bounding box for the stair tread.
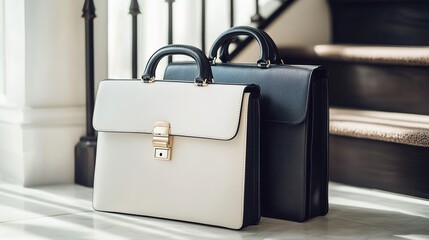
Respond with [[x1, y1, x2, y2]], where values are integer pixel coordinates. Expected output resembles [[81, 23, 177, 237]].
[[330, 108, 429, 147], [281, 45, 429, 66]]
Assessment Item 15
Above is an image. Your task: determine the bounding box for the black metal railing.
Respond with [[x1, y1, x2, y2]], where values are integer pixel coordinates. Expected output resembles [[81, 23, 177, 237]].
[[75, 0, 97, 187], [82, 0, 96, 138], [161, 0, 295, 60], [129, 0, 140, 78], [230, 0, 234, 27], [201, 0, 206, 53], [166, 0, 174, 63], [228, 0, 295, 60], [251, 0, 262, 23]]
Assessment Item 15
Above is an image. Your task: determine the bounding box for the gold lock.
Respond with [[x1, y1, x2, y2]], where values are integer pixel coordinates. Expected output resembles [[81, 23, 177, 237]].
[[152, 121, 172, 160]]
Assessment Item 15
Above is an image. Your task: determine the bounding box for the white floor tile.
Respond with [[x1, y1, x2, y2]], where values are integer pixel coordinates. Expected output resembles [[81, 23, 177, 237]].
[[0, 181, 428, 240], [0, 182, 92, 223]]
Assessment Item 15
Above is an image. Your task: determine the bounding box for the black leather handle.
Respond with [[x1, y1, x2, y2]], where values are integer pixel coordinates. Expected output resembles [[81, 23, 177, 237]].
[[219, 26, 283, 64], [142, 44, 213, 84], [209, 27, 271, 67]]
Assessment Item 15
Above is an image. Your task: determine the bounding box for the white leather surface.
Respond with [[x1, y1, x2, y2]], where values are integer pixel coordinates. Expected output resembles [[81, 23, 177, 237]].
[[93, 92, 250, 229], [93, 80, 247, 140]]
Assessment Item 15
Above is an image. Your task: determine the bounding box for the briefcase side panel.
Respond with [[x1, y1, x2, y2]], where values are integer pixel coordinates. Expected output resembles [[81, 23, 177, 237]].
[[260, 121, 308, 221], [93, 93, 252, 229], [307, 69, 329, 218], [242, 93, 261, 227], [260, 69, 329, 222]]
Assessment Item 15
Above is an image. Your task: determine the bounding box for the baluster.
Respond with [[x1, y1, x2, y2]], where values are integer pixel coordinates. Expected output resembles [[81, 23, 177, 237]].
[[129, 0, 141, 79], [230, 0, 234, 27], [82, 0, 96, 137], [229, 0, 240, 48], [251, 0, 262, 23], [201, 0, 206, 53], [75, 0, 97, 187], [166, 0, 174, 63]]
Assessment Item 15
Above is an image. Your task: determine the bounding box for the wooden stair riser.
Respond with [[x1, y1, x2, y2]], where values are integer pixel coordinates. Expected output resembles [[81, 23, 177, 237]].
[[330, 135, 429, 199], [282, 55, 429, 115], [329, 0, 429, 46]]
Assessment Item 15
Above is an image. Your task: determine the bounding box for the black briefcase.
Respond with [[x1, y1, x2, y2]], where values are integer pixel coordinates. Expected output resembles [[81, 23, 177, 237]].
[[164, 26, 329, 222]]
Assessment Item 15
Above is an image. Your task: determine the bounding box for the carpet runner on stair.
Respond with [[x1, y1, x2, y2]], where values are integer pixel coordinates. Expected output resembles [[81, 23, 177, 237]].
[[330, 108, 429, 148]]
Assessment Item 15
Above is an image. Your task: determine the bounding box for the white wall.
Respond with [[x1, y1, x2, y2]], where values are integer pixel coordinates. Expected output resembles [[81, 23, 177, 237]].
[[267, 0, 331, 46], [0, 0, 107, 186], [235, 0, 331, 63], [0, 0, 4, 97]]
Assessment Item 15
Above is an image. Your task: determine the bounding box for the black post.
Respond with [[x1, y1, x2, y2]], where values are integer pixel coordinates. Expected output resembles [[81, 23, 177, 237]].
[[130, 0, 140, 79], [75, 0, 97, 187], [229, 0, 240, 46], [166, 0, 174, 63], [251, 0, 263, 23], [201, 0, 206, 53], [230, 0, 234, 27]]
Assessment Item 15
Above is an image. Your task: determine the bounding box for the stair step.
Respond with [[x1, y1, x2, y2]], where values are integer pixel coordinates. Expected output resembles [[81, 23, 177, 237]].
[[328, 0, 429, 46], [330, 108, 429, 147], [280, 45, 429, 115], [329, 108, 429, 199], [282, 45, 429, 66]]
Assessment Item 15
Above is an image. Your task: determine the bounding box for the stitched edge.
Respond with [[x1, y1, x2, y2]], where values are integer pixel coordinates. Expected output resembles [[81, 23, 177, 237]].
[[288, 67, 322, 125], [238, 93, 250, 229], [301, 110, 308, 220], [253, 97, 259, 222]]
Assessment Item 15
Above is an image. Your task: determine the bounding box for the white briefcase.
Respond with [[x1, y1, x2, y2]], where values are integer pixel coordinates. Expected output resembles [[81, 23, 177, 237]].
[[92, 45, 260, 229]]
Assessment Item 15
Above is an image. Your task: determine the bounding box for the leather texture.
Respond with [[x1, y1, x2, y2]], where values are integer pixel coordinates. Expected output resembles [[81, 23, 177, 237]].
[[166, 63, 315, 124], [92, 79, 260, 229], [219, 26, 283, 64], [242, 93, 261, 226], [93, 80, 245, 140], [164, 62, 329, 222], [209, 28, 270, 66], [142, 44, 213, 83]]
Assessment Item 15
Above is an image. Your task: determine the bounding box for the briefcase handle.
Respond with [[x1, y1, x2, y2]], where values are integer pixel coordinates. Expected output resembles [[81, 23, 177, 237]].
[[142, 44, 214, 86], [209, 27, 271, 68], [218, 26, 284, 65]]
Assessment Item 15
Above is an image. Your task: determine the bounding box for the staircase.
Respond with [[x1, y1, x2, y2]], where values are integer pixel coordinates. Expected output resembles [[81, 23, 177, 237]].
[[279, 0, 429, 199]]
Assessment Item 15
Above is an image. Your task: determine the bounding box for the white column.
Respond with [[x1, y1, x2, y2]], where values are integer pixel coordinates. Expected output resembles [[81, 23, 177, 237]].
[[0, 0, 26, 185], [0, 0, 107, 186], [0, 0, 4, 96]]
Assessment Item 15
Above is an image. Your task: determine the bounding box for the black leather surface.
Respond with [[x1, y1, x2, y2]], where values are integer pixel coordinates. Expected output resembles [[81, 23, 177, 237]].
[[242, 90, 261, 228], [165, 63, 313, 124], [164, 62, 329, 222], [209, 29, 270, 66], [142, 45, 213, 83], [219, 26, 283, 64]]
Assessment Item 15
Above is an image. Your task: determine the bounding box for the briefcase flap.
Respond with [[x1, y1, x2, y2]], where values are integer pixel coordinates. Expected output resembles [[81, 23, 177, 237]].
[[165, 63, 326, 124], [93, 79, 248, 140]]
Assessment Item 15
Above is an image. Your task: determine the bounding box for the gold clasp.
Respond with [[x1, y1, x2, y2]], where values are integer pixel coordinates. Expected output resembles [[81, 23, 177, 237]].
[[152, 121, 172, 160]]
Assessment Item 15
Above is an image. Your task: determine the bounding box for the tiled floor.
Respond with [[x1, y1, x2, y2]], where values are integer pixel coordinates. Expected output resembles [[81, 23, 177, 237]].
[[0, 181, 428, 240]]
